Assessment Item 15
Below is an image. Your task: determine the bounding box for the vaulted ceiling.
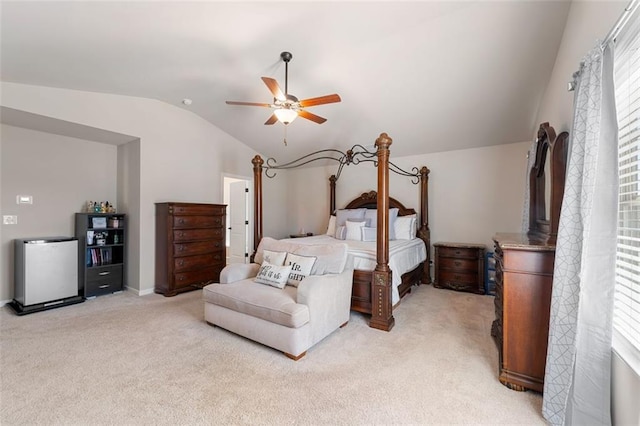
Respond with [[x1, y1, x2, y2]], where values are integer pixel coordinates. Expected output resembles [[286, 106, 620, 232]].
[[1, 1, 573, 163]]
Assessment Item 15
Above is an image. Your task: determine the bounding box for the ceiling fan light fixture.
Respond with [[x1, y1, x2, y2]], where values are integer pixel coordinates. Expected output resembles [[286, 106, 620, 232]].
[[274, 108, 298, 125]]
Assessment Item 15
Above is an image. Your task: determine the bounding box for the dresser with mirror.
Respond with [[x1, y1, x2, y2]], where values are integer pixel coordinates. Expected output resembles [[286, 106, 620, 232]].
[[492, 122, 568, 392]]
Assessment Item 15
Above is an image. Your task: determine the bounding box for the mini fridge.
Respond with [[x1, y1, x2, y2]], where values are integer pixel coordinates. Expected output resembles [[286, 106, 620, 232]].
[[11, 237, 84, 315]]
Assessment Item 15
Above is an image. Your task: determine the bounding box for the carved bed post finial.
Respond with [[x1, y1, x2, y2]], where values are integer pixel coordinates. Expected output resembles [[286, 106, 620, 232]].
[[251, 155, 264, 262], [370, 132, 395, 332], [419, 166, 432, 284], [329, 175, 337, 216]]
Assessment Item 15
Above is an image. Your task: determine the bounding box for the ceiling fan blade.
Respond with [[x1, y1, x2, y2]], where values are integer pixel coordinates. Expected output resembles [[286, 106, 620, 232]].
[[261, 77, 286, 101], [226, 101, 272, 107], [298, 109, 327, 124], [298, 94, 341, 108], [264, 114, 278, 125]]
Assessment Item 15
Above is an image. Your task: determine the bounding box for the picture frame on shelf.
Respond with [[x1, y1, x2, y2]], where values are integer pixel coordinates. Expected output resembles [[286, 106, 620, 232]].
[[91, 217, 107, 229]]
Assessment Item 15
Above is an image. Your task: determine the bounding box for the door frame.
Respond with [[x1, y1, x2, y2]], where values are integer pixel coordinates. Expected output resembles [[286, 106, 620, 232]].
[[222, 173, 252, 264]]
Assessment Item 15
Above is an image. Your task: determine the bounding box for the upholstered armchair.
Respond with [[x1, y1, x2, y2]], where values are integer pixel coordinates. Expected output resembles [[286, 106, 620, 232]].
[[203, 238, 353, 360]]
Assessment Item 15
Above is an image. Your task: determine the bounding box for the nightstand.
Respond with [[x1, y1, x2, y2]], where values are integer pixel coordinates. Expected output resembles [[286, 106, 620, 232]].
[[433, 242, 485, 294]]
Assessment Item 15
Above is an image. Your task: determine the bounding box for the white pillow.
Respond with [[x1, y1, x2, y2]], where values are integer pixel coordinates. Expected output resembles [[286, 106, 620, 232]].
[[284, 253, 316, 287], [364, 209, 377, 227], [262, 249, 287, 266], [254, 262, 292, 289], [334, 225, 347, 240], [345, 220, 366, 241], [394, 214, 417, 240], [361, 208, 400, 239], [388, 208, 399, 240], [362, 227, 376, 242], [335, 208, 366, 226], [326, 215, 336, 236]]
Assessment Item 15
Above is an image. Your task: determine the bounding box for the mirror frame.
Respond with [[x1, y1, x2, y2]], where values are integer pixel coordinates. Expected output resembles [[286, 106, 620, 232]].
[[528, 122, 569, 241]]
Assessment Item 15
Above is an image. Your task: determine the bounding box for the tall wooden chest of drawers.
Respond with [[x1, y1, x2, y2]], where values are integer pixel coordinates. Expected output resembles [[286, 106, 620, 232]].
[[155, 202, 226, 297], [491, 233, 555, 392], [433, 242, 485, 294]]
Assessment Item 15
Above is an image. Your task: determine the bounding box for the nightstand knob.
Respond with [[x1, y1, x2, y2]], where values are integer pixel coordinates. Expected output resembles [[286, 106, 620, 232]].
[[454, 261, 461, 267], [178, 260, 184, 266]]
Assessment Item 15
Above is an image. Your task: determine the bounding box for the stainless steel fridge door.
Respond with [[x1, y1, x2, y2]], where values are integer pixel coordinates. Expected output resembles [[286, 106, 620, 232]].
[[24, 240, 78, 305]]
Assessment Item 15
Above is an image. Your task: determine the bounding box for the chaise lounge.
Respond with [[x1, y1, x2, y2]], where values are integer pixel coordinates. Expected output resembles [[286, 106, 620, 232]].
[[203, 237, 353, 360]]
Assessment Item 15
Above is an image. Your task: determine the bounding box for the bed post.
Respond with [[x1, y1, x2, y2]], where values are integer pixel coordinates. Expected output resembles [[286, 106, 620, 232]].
[[329, 175, 336, 215], [370, 133, 395, 332], [419, 166, 432, 284], [251, 155, 264, 263]]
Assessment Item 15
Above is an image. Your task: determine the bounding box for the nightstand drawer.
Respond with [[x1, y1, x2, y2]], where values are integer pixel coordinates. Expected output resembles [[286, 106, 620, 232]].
[[437, 247, 480, 259], [438, 257, 478, 272], [87, 264, 123, 283]]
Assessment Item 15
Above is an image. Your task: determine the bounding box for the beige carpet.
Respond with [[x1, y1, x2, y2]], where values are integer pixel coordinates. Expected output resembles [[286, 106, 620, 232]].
[[1, 284, 544, 425]]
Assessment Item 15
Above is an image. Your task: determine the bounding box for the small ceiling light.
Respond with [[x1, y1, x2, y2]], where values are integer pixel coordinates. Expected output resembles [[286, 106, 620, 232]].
[[273, 108, 298, 125], [182, 98, 193, 106]]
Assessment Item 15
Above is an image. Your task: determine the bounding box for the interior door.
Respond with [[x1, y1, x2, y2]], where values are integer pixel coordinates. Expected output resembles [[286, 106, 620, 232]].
[[228, 180, 248, 264]]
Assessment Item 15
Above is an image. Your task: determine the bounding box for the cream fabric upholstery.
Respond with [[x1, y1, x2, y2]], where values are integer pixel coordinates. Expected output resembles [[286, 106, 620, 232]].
[[203, 240, 353, 359]]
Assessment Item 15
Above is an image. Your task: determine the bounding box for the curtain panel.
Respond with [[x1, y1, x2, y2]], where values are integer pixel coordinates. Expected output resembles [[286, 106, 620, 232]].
[[542, 41, 619, 425]]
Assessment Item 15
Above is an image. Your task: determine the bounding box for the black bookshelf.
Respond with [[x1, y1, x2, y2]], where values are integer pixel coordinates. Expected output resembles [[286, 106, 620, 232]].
[[75, 213, 126, 298]]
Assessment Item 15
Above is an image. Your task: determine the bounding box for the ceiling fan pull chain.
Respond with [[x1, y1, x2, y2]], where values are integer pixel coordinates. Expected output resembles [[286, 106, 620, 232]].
[[283, 126, 288, 146]]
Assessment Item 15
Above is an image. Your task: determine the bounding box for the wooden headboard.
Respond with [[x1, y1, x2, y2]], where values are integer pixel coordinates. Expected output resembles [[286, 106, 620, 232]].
[[343, 191, 417, 217]]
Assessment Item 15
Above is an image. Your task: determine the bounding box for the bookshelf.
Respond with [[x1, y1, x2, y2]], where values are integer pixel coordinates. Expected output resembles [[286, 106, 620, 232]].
[[75, 213, 126, 298]]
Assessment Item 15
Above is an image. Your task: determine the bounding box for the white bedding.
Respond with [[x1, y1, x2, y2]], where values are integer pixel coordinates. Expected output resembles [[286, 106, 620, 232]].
[[282, 235, 427, 305]]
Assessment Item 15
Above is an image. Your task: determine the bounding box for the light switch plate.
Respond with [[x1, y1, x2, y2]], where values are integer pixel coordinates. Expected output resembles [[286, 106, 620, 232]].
[[16, 195, 33, 204]]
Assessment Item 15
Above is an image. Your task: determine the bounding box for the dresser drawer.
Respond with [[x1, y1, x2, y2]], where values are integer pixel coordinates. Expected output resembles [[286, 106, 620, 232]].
[[174, 265, 222, 289], [173, 228, 223, 242], [438, 257, 478, 272], [87, 264, 123, 283], [173, 215, 224, 229], [174, 253, 224, 273], [86, 265, 123, 297], [174, 240, 224, 257], [437, 246, 480, 259], [170, 204, 225, 216]]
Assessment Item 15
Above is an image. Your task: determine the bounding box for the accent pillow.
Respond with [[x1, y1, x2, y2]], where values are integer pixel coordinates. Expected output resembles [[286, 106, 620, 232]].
[[335, 208, 366, 226], [364, 209, 377, 227], [345, 220, 366, 241], [388, 208, 399, 240], [362, 226, 376, 242], [325, 215, 336, 236], [334, 225, 347, 240], [284, 253, 316, 287], [262, 249, 287, 266], [362, 208, 399, 239], [394, 214, 417, 240], [254, 262, 292, 289]]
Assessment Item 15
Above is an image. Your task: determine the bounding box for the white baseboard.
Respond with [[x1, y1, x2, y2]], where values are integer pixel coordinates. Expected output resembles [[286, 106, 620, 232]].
[[125, 286, 154, 296], [0, 299, 12, 307]]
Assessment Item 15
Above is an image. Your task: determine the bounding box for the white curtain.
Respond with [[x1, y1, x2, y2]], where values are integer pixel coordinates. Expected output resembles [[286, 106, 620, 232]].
[[542, 41, 619, 425]]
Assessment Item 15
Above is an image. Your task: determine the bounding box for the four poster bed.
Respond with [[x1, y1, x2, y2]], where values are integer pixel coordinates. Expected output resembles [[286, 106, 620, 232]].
[[251, 133, 431, 331]]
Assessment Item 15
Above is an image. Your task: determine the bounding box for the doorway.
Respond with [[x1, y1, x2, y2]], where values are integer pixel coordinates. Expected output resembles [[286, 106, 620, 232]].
[[223, 176, 251, 264]]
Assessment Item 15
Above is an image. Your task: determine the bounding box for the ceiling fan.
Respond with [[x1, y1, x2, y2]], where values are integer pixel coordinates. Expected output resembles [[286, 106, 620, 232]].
[[226, 51, 341, 126]]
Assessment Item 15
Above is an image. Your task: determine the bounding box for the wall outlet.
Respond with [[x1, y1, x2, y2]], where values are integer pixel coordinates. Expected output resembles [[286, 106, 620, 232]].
[[3, 215, 18, 225]]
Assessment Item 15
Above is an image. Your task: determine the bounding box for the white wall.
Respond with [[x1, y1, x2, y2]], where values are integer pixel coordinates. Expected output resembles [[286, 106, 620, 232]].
[[0, 82, 287, 296], [0, 124, 118, 301]]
